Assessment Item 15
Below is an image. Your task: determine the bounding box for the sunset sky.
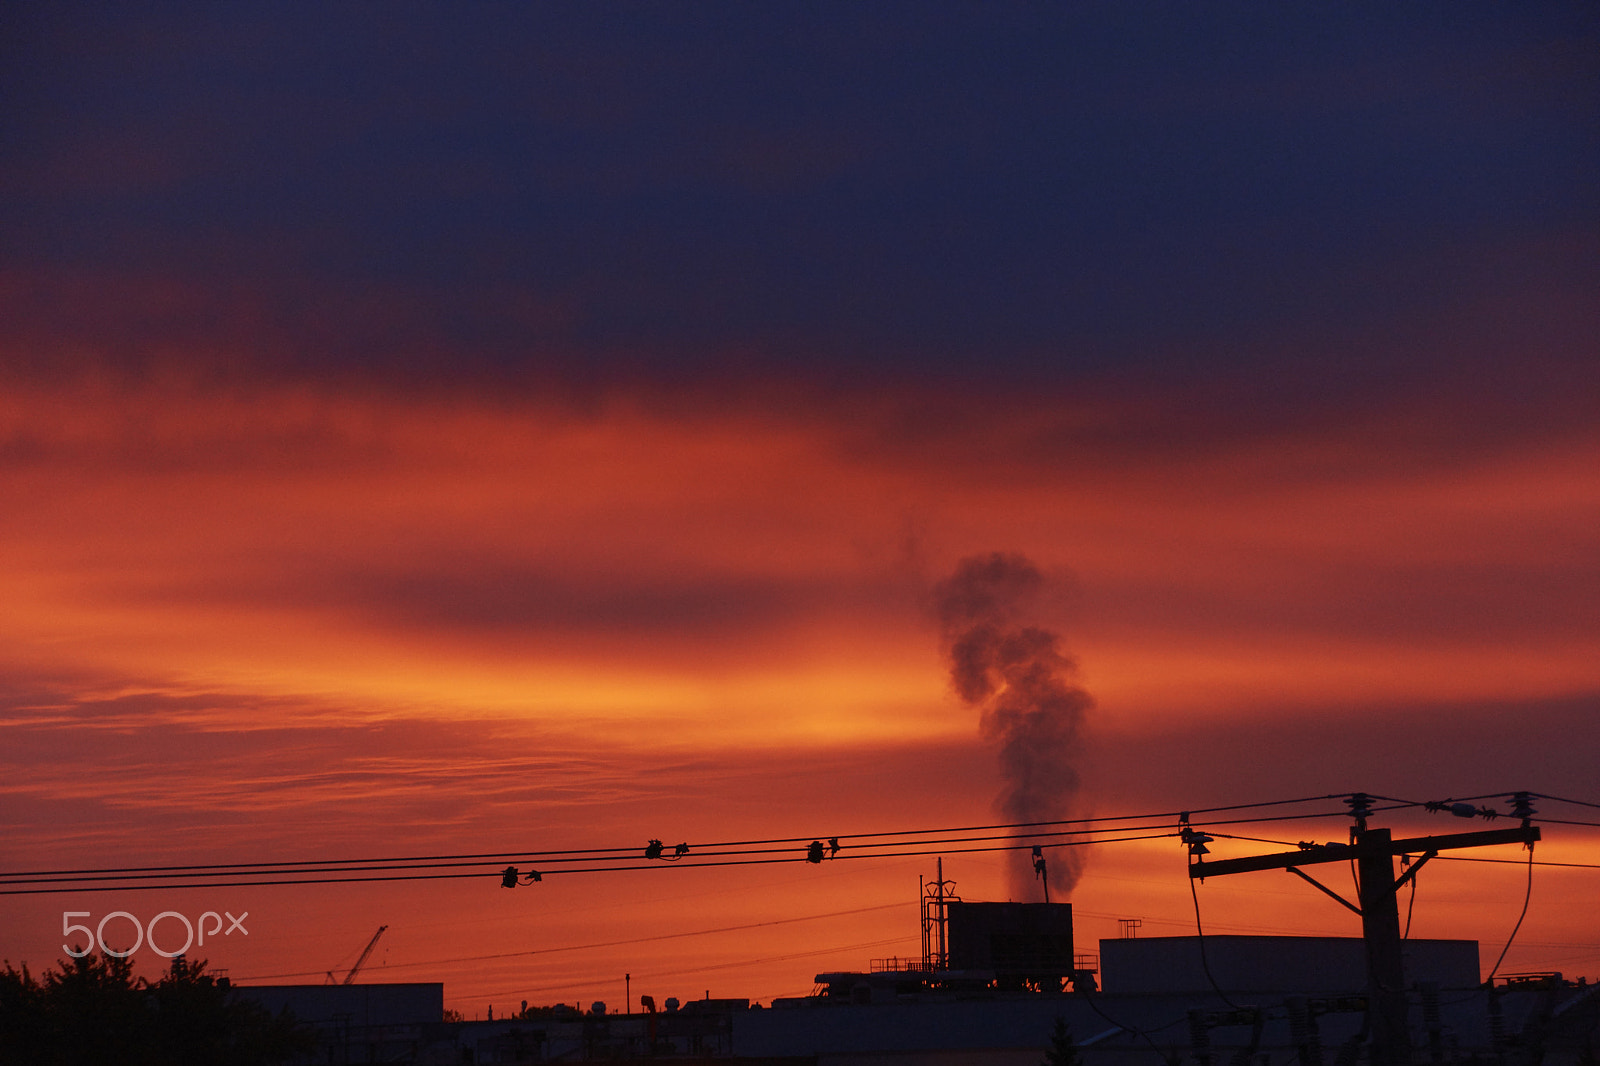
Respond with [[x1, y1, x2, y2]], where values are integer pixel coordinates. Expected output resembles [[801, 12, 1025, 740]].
[[2, 4, 1597, 1012]]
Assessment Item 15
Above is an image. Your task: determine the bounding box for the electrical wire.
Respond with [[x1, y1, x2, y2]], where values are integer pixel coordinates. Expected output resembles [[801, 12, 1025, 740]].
[[1079, 980, 1184, 1064], [1421, 790, 1600, 816], [234, 901, 912, 981], [50, 806, 1331, 888], [3, 793, 1385, 893], [1187, 864, 1244, 1011], [1205, 832, 1304, 848], [1364, 794, 1424, 806], [1430, 855, 1600, 870], [5, 824, 1179, 886], [1534, 793, 1600, 811], [0, 800, 1355, 882], [0, 817, 1295, 889], [1484, 844, 1536, 983], [1422, 791, 1524, 804], [469, 935, 918, 1004], [3, 790, 1572, 900], [1403, 861, 1417, 939], [0, 832, 1183, 895]]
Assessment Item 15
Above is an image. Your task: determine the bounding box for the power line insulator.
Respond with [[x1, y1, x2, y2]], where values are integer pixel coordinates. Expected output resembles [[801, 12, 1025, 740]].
[[1181, 827, 1213, 856], [1508, 792, 1537, 827], [644, 839, 665, 860], [1344, 793, 1373, 830], [806, 840, 825, 864], [501, 866, 519, 888]]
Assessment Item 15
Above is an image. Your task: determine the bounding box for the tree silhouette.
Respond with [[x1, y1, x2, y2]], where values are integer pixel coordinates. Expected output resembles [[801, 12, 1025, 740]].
[[1043, 1017, 1083, 1066], [0, 952, 312, 1066]]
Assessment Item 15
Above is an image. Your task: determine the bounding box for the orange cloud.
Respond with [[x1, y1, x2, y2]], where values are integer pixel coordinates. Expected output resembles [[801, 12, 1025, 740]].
[[1, 367, 1596, 1001]]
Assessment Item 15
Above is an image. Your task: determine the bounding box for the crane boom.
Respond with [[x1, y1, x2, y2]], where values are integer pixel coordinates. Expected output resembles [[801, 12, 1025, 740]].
[[342, 925, 388, 985]]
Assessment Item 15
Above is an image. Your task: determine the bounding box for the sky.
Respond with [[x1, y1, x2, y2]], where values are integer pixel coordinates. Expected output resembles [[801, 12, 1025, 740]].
[[1, 3, 1597, 1013]]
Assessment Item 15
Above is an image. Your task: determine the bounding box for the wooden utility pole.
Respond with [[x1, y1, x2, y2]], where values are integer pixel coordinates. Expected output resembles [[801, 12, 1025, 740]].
[[1189, 806, 1539, 1066]]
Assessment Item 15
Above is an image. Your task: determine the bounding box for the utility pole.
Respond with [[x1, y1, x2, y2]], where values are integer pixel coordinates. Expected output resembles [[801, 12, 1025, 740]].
[[1188, 796, 1539, 1066]]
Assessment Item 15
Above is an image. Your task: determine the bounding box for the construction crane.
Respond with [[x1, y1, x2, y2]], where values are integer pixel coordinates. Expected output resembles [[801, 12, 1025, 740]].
[[325, 925, 387, 985]]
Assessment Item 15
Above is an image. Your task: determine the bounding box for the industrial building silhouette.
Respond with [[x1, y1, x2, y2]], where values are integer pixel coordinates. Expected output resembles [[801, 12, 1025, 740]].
[[234, 898, 1599, 1064]]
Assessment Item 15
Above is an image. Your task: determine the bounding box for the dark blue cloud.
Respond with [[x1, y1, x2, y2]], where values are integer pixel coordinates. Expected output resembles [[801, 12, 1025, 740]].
[[2, 2, 1594, 390]]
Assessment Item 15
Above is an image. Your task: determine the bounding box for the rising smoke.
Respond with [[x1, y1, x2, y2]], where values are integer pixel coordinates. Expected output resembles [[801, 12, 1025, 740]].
[[933, 552, 1092, 901]]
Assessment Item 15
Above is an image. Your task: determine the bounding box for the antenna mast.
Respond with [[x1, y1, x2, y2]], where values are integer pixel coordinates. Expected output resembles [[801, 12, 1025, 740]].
[[920, 858, 958, 970]]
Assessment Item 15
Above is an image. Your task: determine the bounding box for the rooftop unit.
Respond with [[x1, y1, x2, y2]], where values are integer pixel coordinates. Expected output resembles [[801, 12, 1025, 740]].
[[946, 901, 1075, 990]]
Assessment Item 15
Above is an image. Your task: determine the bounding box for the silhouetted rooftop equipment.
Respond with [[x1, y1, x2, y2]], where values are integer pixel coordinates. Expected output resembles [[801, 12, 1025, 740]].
[[946, 901, 1075, 990], [920, 857, 959, 970]]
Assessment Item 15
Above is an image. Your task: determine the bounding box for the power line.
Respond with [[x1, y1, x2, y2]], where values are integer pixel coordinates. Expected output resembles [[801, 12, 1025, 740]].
[[1431, 854, 1600, 870], [1485, 846, 1536, 982], [1533, 793, 1600, 811], [465, 935, 918, 1004], [0, 813, 1336, 890], [674, 794, 1362, 850], [0, 796, 1354, 881], [1188, 870, 1244, 1010], [0, 819, 1259, 888], [8, 795, 1388, 892], [5, 791, 1587, 897], [0, 832, 1184, 895], [235, 901, 911, 981]]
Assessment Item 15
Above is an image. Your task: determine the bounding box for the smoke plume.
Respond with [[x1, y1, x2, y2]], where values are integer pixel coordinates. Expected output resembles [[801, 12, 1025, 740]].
[[934, 552, 1092, 901]]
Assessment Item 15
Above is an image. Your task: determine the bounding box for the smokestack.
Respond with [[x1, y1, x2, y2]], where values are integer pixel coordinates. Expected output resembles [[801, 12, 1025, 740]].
[[933, 552, 1092, 901]]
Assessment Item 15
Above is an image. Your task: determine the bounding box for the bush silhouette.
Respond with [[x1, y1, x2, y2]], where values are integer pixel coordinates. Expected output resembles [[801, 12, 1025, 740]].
[[0, 952, 312, 1066]]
